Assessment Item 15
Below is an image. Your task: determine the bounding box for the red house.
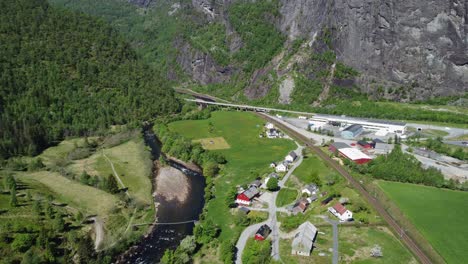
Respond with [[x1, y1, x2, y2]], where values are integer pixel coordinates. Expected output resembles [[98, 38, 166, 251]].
[[235, 187, 259, 206], [254, 224, 271, 241], [357, 140, 372, 149], [338, 148, 372, 164]]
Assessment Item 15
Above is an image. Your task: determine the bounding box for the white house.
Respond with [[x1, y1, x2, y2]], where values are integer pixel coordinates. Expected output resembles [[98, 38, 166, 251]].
[[265, 122, 275, 129], [302, 184, 319, 196], [269, 162, 277, 168], [328, 203, 353, 222], [285, 151, 298, 163], [266, 129, 280, 139], [275, 162, 288, 172]]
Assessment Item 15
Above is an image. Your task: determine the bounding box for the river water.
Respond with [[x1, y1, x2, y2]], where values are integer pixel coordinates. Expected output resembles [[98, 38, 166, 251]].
[[118, 125, 205, 263]]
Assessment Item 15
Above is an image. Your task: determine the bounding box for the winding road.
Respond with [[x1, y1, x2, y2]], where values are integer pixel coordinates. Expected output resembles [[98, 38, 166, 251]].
[[235, 145, 304, 263]]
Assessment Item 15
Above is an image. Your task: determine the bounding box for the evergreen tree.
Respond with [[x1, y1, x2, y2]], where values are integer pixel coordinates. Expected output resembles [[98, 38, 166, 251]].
[[9, 188, 18, 207], [106, 175, 119, 194]]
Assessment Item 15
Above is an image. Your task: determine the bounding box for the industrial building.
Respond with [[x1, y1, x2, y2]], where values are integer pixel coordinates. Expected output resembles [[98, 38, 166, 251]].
[[341, 124, 363, 139], [310, 114, 407, 136], [338, 148, 373, 164]]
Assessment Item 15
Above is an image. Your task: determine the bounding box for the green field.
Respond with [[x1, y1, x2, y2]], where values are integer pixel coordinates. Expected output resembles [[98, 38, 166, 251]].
[[379, 181, 468, 263], [15, 171, 119, 215], [276, 188, 298, 207], [169, 111, 296, 241], [339, 226, 415, 263], [293, 154, 340, 184]]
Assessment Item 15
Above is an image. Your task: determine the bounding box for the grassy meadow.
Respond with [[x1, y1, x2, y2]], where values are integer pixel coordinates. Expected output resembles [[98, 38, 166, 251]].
[[1, 133, 155, 253], [379, 181, 468, 263], [169, 111, 296, 242], [339, 226, 416, 263]]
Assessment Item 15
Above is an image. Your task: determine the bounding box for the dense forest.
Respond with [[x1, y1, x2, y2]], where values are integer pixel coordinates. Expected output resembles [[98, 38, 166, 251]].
[[0, 0, 179, 159]]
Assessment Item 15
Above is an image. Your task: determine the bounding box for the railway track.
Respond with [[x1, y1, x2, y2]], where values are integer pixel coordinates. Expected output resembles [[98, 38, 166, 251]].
[[257, 113, 434, 264]]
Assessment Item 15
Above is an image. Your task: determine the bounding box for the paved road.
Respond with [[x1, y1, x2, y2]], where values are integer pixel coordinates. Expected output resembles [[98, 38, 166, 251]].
[[444, 140, 468, 147], [322, 217, 339, 264], [401, 144, 468, 181], [258, 112, 434, 264], [235, 144, 304, 263], [407, 123, 467, 139]]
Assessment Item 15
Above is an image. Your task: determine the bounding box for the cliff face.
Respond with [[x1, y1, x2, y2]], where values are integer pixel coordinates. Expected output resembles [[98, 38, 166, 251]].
[[176, 0, 468, 100], [278, 0, 468, 99]]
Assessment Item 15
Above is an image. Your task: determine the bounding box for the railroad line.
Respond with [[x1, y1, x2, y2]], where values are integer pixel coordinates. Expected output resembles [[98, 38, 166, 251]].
[[257, 112, 433, 264]]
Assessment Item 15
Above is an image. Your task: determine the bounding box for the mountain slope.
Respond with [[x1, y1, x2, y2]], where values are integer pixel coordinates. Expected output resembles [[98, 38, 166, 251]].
[[0, 0, 179, 159], [52, 0, 467, 103]]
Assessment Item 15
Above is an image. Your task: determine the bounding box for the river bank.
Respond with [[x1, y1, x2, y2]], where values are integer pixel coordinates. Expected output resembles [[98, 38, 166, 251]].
[[115, 124, 206, 263]]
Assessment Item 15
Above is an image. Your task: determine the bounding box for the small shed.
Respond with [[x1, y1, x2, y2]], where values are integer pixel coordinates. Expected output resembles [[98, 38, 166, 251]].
[[255, 224, 271, 241]]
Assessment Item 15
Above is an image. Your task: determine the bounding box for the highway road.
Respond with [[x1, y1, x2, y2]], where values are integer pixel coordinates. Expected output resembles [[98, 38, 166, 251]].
[[257, 112, 434, 264]]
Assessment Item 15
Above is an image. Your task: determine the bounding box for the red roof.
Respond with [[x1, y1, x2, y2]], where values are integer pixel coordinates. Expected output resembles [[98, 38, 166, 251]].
[[333, 203, 347, 215]]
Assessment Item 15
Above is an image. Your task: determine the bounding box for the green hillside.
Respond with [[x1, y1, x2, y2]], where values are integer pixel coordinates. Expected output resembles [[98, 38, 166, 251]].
[[0, 0, 179, 159]]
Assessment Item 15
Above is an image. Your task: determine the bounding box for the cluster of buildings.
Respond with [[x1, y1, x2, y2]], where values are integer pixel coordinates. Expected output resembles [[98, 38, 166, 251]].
[[235, 180, 262, 206], [254, 221, 319, 257], [329, 138, 394, 164], [264, 122, 283, 139], [308, 114, 407, 139], [271, 151, 298, 172]]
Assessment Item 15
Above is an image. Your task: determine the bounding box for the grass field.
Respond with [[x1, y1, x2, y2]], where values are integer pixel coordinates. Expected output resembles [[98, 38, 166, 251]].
[[193, 137, 231, 150], [339, 226, 416, 263], [169, 111, 296, 242], [293, 153, 339, 184], [15, 171, 119, 215], [379, 181, 468, 263], [276, 188, 298, 207]]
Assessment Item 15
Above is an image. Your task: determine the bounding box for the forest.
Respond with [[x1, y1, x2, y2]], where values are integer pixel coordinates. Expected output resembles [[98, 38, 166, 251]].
[[0, 0, 179, 160]]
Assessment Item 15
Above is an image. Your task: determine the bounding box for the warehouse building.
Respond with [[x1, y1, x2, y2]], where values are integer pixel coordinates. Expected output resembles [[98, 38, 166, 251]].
[[341, 124, 363, 139], [310, 114, 407, 136], [338, 148, 372, 164]]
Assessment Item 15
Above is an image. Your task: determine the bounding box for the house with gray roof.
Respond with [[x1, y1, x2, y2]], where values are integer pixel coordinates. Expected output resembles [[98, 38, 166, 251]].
[[291, 221, 318, 256]]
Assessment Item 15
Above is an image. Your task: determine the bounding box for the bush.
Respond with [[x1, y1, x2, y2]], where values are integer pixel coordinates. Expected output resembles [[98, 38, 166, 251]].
[[266, 177, 278, 191], [11, 234, 35, 252]]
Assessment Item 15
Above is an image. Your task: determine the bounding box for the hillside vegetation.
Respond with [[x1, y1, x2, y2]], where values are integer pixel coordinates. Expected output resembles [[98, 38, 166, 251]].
[[0, 0, 179, 159]]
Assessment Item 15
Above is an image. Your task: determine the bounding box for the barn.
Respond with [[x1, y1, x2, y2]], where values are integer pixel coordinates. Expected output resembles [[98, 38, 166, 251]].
[[338, 148, 372, 164]]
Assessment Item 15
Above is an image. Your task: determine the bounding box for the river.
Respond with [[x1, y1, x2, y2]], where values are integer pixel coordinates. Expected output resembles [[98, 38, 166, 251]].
[[118, 125, 205, 263]]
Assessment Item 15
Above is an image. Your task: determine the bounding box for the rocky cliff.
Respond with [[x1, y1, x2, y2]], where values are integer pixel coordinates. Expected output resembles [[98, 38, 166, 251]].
[[191, 0, 467, 100], [145, 0, 468, 101], [278, 0, 468, 100]]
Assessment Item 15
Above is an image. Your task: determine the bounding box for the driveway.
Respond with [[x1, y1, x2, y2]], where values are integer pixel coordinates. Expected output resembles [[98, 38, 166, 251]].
[[321, 216, 339, 264]]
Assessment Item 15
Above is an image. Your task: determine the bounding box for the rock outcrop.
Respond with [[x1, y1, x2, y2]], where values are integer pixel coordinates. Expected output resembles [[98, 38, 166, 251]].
[[278, 0, 468, 100]]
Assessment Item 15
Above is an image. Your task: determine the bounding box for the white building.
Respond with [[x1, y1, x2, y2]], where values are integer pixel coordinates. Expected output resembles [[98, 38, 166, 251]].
[[285, 151, 298, 163], [275, 162, 288, 172], [265, 122, 275, 129], [328, 203, 353, 222], [310, 114, 407, 135], [302, 184, 319, 196]]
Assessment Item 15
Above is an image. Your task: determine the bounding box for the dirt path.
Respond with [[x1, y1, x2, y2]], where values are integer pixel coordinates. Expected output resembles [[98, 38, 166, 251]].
[[92, 217, 105, 250], [102, 151, 129, 198]]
